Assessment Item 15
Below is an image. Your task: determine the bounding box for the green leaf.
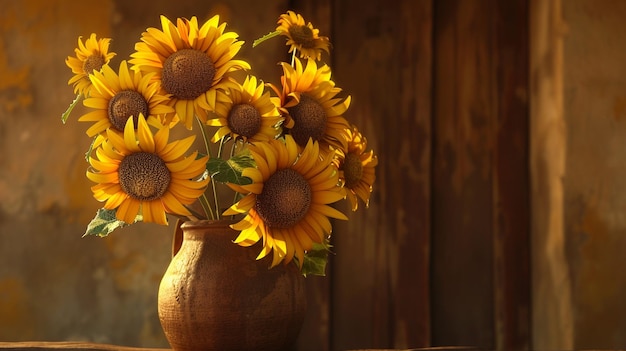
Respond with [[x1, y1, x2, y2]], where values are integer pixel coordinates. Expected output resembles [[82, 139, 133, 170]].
[[83, 208, 142, 237], [252, 30, 281, 48], [61, 93, 83, 124], [300, 242, 333, 277], [84, 136, 97, 162], [208, 154, 255, 185]]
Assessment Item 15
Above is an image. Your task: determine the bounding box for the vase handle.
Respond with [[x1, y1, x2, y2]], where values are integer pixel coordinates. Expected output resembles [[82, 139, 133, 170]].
[[172, 219, 184, 258]]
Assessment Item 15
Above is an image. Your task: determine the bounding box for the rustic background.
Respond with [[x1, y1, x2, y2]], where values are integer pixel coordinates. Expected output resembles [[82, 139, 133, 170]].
[[1, 0, 626, 350]]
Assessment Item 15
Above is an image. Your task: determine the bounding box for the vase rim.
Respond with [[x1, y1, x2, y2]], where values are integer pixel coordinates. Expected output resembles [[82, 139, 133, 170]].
[[180, 219, 237, 229]]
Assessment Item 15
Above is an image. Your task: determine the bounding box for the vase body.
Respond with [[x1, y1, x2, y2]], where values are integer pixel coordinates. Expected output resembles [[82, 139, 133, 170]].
[[158, 220, 307, 351]]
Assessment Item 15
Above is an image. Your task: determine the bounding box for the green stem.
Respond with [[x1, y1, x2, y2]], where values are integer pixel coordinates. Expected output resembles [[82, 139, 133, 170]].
[[291, 49, 297, 67], [212, 137, 228, 219], [195, 116, 215, 220], [229, 141, 241, 216], [196, 116, 212, 159], [199, 193, 215, 220]]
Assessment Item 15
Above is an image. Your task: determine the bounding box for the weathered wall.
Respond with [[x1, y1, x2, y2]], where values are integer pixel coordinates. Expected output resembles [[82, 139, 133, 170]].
[[0, 0, 285, 346], [562, 0, 626, 348], [532, 0, 626, 349]]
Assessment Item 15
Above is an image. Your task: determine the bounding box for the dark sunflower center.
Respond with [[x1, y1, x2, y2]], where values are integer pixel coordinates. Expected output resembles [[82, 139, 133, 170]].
[[343, 153, 363, 189], [286, 94, 327, 147], [161, 49, 216, 100], [118, 152, 171, 201], [288, 25, 316, 49], [108, 90, 149, 131], [83, 54, 106, 74], [255, 168, 312, 228], [228, 103, 262, 138]]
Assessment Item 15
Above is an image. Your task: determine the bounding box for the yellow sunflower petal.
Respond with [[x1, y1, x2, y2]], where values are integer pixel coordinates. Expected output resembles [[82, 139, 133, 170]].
[[137, 115, 155, 152], [224, 194, 256, 215], [123, 118, 140, 153], [117, 198, 140, 224]]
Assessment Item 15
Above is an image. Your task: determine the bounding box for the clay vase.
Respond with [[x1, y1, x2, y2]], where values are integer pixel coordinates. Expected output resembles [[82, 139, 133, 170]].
[[157, 220, 307, 351]]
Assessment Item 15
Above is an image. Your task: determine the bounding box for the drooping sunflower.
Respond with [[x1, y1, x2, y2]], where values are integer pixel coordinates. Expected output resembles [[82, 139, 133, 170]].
[[129, 15, 250, 130], [87, 115, 209, 225], [270, 57, 351, 153], [223, 135, 347, 267], [334, 125, 378, 211], [66, 33, 116, 96], [206, 75, 282, 143], [276, 11, 330, 61], [79, 60, 174, 143]]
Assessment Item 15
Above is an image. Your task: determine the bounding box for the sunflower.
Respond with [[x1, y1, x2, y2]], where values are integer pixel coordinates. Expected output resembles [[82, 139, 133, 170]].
[[207, 75, 282, 143], [335, 125, 378, 211], [86, 115, 209, 225], [276, 11, 330, 61], [79, 60, 174, 143], [129, 15, 250, 130], [66, 33, 116, 96], [270, 57, 351, 153], [223, 135, 347, 267]]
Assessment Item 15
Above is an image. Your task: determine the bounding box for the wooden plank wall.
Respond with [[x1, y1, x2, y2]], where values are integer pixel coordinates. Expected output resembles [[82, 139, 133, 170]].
[[294, 0, 433, 349], [328, 0, 433, 350], [291, 0, 529, 350], [529, 0, 572, 350], [491, 0, 531, 349], [432, 1, 530, 349]]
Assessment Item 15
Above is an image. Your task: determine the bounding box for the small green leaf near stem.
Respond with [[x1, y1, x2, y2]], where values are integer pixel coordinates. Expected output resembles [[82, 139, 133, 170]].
[[84, 136, 96, 162], [252, 30, 281, 48], [61, 93, 83, 124]]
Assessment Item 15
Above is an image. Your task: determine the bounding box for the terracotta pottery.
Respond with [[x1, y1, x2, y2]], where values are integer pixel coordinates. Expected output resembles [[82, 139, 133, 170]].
[[158, 220, 307, 351]]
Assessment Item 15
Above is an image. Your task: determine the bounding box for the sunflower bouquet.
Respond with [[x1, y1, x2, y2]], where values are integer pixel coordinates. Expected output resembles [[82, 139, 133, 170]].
[[62, 11, 377, 276]]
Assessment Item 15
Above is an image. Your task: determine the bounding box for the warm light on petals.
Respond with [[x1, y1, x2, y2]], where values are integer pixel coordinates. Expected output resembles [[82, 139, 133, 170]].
[[66, 33, 116, 96], [78, 60, 173, 144], [334, 125, 378, 211], [87, 115, 209, 224], [129, 15, 251, 130], [276, 11, 330, 61], [269, 57, 350, 153], [224, 135, 345, 267], [207, 75, 283, 143]]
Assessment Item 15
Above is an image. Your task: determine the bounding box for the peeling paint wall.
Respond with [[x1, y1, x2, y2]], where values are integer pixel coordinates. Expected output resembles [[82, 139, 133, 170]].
[[0, 0, 171, 345], [0, 0, 286, 346]]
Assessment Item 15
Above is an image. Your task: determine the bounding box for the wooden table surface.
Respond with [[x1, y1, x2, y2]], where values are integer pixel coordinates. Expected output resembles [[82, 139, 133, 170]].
[[4, 343, 626, 351], [0, 343, 491, 351], [0, 342, 169, 351]]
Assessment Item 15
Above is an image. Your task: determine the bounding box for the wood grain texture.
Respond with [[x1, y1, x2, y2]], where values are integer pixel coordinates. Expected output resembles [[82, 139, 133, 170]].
[[431, 0, 531, 349], [431, 0, 496, 348], [329, 0, 432, 350], [491, 1, 530, 350], [529, 0, 573, 350]]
